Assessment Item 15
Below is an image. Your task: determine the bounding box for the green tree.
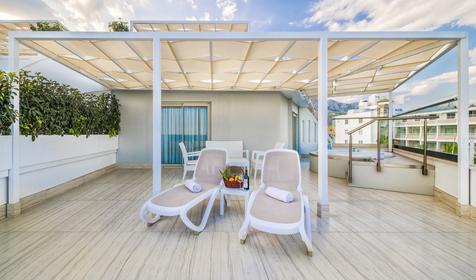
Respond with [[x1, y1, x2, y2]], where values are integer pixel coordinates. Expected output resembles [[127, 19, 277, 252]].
[[30, 21, 64, 31], [108, 18, 129, 32]]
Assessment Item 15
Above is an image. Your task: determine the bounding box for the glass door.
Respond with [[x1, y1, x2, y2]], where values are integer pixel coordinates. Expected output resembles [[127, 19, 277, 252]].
[[161, 105, 209, 164]]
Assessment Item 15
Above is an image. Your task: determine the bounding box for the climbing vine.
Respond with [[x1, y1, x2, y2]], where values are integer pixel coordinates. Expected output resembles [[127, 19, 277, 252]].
[[0, 69, 121, 140]]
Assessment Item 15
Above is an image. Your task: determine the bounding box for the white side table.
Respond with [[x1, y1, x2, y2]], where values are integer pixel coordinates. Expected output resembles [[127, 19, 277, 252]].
[[219, 186, 252, 216]]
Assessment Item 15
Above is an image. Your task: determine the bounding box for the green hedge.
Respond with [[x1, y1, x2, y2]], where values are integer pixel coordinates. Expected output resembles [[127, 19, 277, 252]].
[[0, 71, 18, 135], [0, 70, 121, 140]]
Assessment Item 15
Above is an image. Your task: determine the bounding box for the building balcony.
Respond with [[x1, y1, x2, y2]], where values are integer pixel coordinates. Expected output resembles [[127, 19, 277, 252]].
[[405, 120, 422, 126], [438, 119, 457, 125], [406, 133, 421, 140], [438, 133, 457, 140]]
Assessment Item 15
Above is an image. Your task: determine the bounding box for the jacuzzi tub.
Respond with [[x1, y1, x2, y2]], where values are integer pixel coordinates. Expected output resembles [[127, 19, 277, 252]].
[[309, 148, 396, 178]]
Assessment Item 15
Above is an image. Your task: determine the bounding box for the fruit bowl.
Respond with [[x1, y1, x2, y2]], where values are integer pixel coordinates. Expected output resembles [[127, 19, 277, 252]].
[[220, 166, 244, 188], [224, 179, 242, 188]]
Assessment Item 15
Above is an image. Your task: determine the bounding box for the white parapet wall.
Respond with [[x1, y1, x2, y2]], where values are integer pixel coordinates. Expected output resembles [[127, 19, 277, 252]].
[[0, 135, 118, 203], [0, 136, 12, 205], [471, 166, 476, 208]]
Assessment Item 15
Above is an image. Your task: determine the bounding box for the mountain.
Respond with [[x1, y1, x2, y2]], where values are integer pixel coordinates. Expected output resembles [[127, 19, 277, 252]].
[[309, 98, 358, 113]]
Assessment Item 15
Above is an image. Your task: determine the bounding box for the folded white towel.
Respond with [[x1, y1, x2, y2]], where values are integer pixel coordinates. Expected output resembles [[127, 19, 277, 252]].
[[184, 179, 202, 193], [265, 186, 294, 203]]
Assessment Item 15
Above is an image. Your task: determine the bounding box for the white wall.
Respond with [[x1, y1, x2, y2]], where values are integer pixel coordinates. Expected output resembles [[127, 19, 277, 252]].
[[299, 107, 318, 154], [0, 135, 118, 202], [0, 136, 11, 205], [434, 161, 458, 198], [471, 167, 476, 207], [114, 90, 293, 164]]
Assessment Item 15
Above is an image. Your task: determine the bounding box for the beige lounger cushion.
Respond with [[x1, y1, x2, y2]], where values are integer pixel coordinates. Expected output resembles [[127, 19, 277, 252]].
[[250, 190, 302, 224], [151, 182, 217, 208]]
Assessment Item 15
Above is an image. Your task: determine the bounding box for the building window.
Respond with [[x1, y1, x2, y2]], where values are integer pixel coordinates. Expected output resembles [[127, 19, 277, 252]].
[[447, 112, 456, 119], [345, 119, 348, 125], [359, 118, 363, 124], [344, 139, 348, 144], [469, 110, 476, 118], [358, 140, 363, 144], [358, 130, 363, 135]]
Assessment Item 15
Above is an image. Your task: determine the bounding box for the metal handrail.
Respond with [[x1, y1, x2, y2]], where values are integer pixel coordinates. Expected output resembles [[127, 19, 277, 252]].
[[346, 119, 375, 183], [345, 115, 438, 184]]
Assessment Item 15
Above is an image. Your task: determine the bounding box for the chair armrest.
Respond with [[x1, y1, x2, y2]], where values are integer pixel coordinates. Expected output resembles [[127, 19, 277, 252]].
[[187, 151, 200, 157], [243, 150, 250, 159]]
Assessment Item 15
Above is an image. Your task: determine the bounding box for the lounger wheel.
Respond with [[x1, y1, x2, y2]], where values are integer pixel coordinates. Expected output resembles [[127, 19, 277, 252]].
[[193, 230, 202, 235], [240, 239, 246, 244], [306, 250, 313, 257]]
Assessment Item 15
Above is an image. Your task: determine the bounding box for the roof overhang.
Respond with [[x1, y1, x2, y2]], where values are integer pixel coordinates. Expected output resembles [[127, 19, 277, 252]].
[[0, 20, 68, 56], [10, 31, 465, 97], [131, 20, 249, 32]]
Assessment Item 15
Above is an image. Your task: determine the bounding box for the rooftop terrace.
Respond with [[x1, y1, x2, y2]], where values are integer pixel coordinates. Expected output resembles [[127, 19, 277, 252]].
[[1, 164, 475, 279]]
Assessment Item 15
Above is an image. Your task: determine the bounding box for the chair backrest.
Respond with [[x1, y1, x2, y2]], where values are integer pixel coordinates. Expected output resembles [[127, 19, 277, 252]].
[[178, 142, 188, 164], [193, 148, 227, 185], [206, 140, 243, 158], [261, 149, 301, 192], [274, 142, 286, 149]]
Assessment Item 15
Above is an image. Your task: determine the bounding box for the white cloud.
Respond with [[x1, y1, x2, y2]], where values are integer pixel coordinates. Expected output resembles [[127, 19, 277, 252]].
[[41, 0, 149, 31], [394, 65, 476, 98], [216, 0, 237, 20], [186, 0, 198, 10], [470, 48, 476, 65], [297, 0, 476, 31], [186, 12, 211, 21]]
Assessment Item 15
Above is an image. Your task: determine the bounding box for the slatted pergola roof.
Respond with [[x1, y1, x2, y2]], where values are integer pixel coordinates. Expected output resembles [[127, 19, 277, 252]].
[[15, 32, 457, 96], [0, 20, 67, 56], [132, 20, 248, 32]]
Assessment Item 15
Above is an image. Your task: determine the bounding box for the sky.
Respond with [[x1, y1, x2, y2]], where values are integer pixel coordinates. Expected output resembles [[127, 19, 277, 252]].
[[1, 0, 475, 111]]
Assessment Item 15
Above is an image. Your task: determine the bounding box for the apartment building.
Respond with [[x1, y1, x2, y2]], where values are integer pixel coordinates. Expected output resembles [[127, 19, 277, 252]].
[[393, 104, 476, 153]]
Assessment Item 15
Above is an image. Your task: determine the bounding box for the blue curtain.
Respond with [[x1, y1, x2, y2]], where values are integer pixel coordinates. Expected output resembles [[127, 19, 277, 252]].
[[161, 106, 208, 164]]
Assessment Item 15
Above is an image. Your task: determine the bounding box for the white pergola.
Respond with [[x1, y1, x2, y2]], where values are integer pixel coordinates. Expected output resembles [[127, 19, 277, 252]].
[[7, 30, 470, 216], [0, 20, 67, 56]]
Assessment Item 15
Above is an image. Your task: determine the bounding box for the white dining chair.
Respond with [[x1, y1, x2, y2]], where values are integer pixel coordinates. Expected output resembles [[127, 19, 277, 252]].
[[251, 142, 285, 181], [179, 142, 200, 180]]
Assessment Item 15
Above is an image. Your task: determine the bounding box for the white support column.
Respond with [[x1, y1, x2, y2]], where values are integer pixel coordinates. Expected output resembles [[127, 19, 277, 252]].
[[152, 36, 162, 195], [317, 37, 329, 217], [457, 36, 470, 215], [7, 36, 21, 216], [388, 92, 393, 152]]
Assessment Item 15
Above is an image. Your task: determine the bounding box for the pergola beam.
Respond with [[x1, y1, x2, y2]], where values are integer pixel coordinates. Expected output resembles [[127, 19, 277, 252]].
[[152, 35, 162, 194], [7, 37, 20, 216], [457, 36, 470, 215], [317, 36, 329, 217]]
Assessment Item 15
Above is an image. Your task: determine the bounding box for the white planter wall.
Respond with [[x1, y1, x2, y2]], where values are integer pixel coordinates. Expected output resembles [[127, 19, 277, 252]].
[[0, 136, 11, 205], [471, 167, 476, 207], [0, 135, 118, 202]]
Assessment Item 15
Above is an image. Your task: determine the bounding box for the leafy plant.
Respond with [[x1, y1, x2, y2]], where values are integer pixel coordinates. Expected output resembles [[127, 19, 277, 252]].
[[0, 70, 18, 135], [19, 70, 120, 140], [108, 18, 129, 32], [30, 21, 64, 31], [219, 166, 243, 180]]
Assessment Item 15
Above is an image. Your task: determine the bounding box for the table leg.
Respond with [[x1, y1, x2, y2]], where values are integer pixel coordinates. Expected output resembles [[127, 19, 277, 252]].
[[244, 193, 249, 214], [220, 191, 225, 216]]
